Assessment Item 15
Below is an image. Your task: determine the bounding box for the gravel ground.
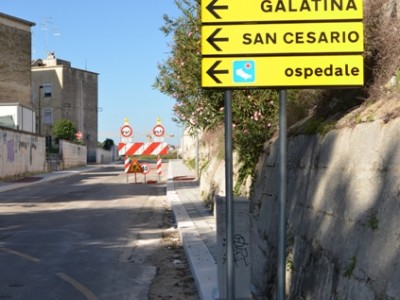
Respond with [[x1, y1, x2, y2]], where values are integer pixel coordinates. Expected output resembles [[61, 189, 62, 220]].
[[148, 205, 200, 300]]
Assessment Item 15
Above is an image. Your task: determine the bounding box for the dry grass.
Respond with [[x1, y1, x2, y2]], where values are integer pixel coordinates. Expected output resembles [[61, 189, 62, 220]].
[[364, 0, 400, 99], [287, 1, 400, 132]]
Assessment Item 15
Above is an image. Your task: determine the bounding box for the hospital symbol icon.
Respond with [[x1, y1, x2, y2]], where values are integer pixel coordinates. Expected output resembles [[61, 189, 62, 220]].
[[233, 60, 255, 83]]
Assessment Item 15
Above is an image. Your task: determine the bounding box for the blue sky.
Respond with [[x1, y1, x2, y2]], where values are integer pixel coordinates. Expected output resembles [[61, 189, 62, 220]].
[[2, 0, 181, 145]]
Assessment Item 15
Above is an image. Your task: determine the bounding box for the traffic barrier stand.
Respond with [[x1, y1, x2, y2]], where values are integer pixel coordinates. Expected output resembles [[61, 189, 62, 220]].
[[156, 155, 162, 182]]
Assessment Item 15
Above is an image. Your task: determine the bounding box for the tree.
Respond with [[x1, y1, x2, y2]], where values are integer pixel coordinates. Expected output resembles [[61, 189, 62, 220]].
[[52, 119, 78, 142], [103, 138, 114, 150], [154, 0, 278, 186]]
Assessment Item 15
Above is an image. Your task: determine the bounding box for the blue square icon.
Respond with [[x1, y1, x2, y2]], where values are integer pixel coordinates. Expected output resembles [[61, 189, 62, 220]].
[[233, 60, 255, 83]]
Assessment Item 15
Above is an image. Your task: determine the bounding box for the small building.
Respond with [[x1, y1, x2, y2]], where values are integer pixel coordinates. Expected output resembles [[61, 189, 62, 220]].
[[0, 103, 36, 132], [32, 52, 99, 162]]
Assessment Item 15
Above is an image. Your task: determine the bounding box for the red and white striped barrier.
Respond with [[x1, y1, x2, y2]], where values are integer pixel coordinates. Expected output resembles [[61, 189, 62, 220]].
[[118, 142, 168, 156], [124, 157, 131, 173], [156, 156, 162, 175]]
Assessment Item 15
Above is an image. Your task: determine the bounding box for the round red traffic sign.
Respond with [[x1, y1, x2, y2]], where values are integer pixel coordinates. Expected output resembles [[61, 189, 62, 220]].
[[120, 125, 133, 137], [153, 124, 165, 137], [141, 163, 151, 174]]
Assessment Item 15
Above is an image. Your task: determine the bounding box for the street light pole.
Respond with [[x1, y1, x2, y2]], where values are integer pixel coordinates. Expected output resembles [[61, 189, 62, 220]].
[[38, 85, 43, 135]]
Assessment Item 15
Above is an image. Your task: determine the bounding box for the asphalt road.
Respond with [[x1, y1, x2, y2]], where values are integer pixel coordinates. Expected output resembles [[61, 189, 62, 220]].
[[0, 165, 167, 299]]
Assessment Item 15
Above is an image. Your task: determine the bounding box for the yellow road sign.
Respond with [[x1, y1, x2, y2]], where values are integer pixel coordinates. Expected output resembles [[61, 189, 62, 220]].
[[202, 55, 364, 88], [128, 159, 143, 173], [202, 0, 363, 23], [202, 22, 363, 56]]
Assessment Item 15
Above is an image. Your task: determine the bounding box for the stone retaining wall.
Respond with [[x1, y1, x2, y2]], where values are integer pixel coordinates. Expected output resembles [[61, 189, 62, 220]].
[[250, 119, 400, 299]]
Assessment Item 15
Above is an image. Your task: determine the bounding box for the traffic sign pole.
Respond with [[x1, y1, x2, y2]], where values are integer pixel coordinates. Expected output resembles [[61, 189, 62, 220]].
[[278, 90, 287, 300], [224, 90, 234, 300]]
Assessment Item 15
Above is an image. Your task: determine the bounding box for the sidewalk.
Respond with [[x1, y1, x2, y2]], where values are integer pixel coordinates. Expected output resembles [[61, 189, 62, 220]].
[[167, 160, 218, 300]]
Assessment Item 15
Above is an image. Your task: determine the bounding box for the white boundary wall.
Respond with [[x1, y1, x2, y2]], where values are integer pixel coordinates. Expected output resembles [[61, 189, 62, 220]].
[[0, 126, 46, 179], [59, 140, 87, 169], [96, 146, 118, 164]]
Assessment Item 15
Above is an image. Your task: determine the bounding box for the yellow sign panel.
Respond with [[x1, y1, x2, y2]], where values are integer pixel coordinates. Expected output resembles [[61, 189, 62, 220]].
[[202, 0, 363, 23], [202, 22, 363, 56], [202, 55, 364, 88], [128, 159, 143, 173]]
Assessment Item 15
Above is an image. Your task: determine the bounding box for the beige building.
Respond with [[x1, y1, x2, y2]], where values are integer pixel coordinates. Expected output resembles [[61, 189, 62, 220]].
[[32, 53, 99, 162]]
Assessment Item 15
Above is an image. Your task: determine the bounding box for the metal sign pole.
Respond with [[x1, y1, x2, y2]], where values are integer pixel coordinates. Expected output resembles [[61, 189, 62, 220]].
[[224, 90, 235, 300], [278, 89, 287, 300]]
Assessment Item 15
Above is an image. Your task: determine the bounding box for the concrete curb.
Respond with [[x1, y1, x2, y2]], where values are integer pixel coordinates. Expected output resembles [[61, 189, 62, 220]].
[[167, 164, 218, 300]]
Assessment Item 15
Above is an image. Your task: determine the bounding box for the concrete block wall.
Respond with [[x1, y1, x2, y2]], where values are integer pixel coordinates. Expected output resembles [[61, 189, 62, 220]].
[[96, 146, 118, 164], [0, 127, 46, 179], [59, 140, 87, 169], [216, 196, 252, 299]]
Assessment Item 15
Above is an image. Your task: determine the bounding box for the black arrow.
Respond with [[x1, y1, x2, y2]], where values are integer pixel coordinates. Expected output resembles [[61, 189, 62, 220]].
[[206, 0, 228, 19], [207, 60, 229, 84], [207, 28, 229, 52]]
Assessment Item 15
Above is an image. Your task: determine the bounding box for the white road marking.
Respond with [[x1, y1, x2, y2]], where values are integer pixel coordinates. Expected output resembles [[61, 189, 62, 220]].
[[0, 246, 41, 262], [56, 272, 99, 300]]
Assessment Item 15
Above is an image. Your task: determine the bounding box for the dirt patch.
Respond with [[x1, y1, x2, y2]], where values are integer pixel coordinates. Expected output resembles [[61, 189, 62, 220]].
[[336, 97, 400, 128], [173, 176, 196, 181], [12, 177, 43, 183], [148, 206, 200, 300]]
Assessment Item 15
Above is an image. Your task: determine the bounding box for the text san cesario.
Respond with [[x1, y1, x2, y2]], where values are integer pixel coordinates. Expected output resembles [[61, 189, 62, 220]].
[[243, 30, 360, 45]]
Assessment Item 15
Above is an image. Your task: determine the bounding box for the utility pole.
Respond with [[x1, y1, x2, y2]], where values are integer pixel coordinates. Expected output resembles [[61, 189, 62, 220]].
[[38, 85, 43, 135]]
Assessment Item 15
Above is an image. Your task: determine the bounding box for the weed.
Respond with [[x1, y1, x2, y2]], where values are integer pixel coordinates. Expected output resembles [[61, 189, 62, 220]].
[[366, 113, 375, 122], [287, 234, 295, 246], [303, 118, 335, 136], [344, 256, 357, 278], [317, 121, 335, 136], [367, 208, 379, 230], [287, 258, 295, 272], [185, 158, 195, 170], [303, 118, 321, 135]]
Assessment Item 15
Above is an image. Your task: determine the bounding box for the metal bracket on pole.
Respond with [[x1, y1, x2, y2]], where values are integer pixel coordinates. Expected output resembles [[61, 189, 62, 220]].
[[224, 90, 235, 300]]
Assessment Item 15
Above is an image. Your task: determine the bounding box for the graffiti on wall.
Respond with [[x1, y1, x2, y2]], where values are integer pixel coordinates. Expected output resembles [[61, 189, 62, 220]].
[[1, 128, 46, 179], [7, 139, 15, 162], [223, 233, 250, 268]]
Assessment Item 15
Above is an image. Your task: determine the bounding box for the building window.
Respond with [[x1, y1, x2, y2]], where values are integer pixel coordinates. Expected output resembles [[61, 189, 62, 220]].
[[42, 84, 52, 98], [43, 108, 53, 124]]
